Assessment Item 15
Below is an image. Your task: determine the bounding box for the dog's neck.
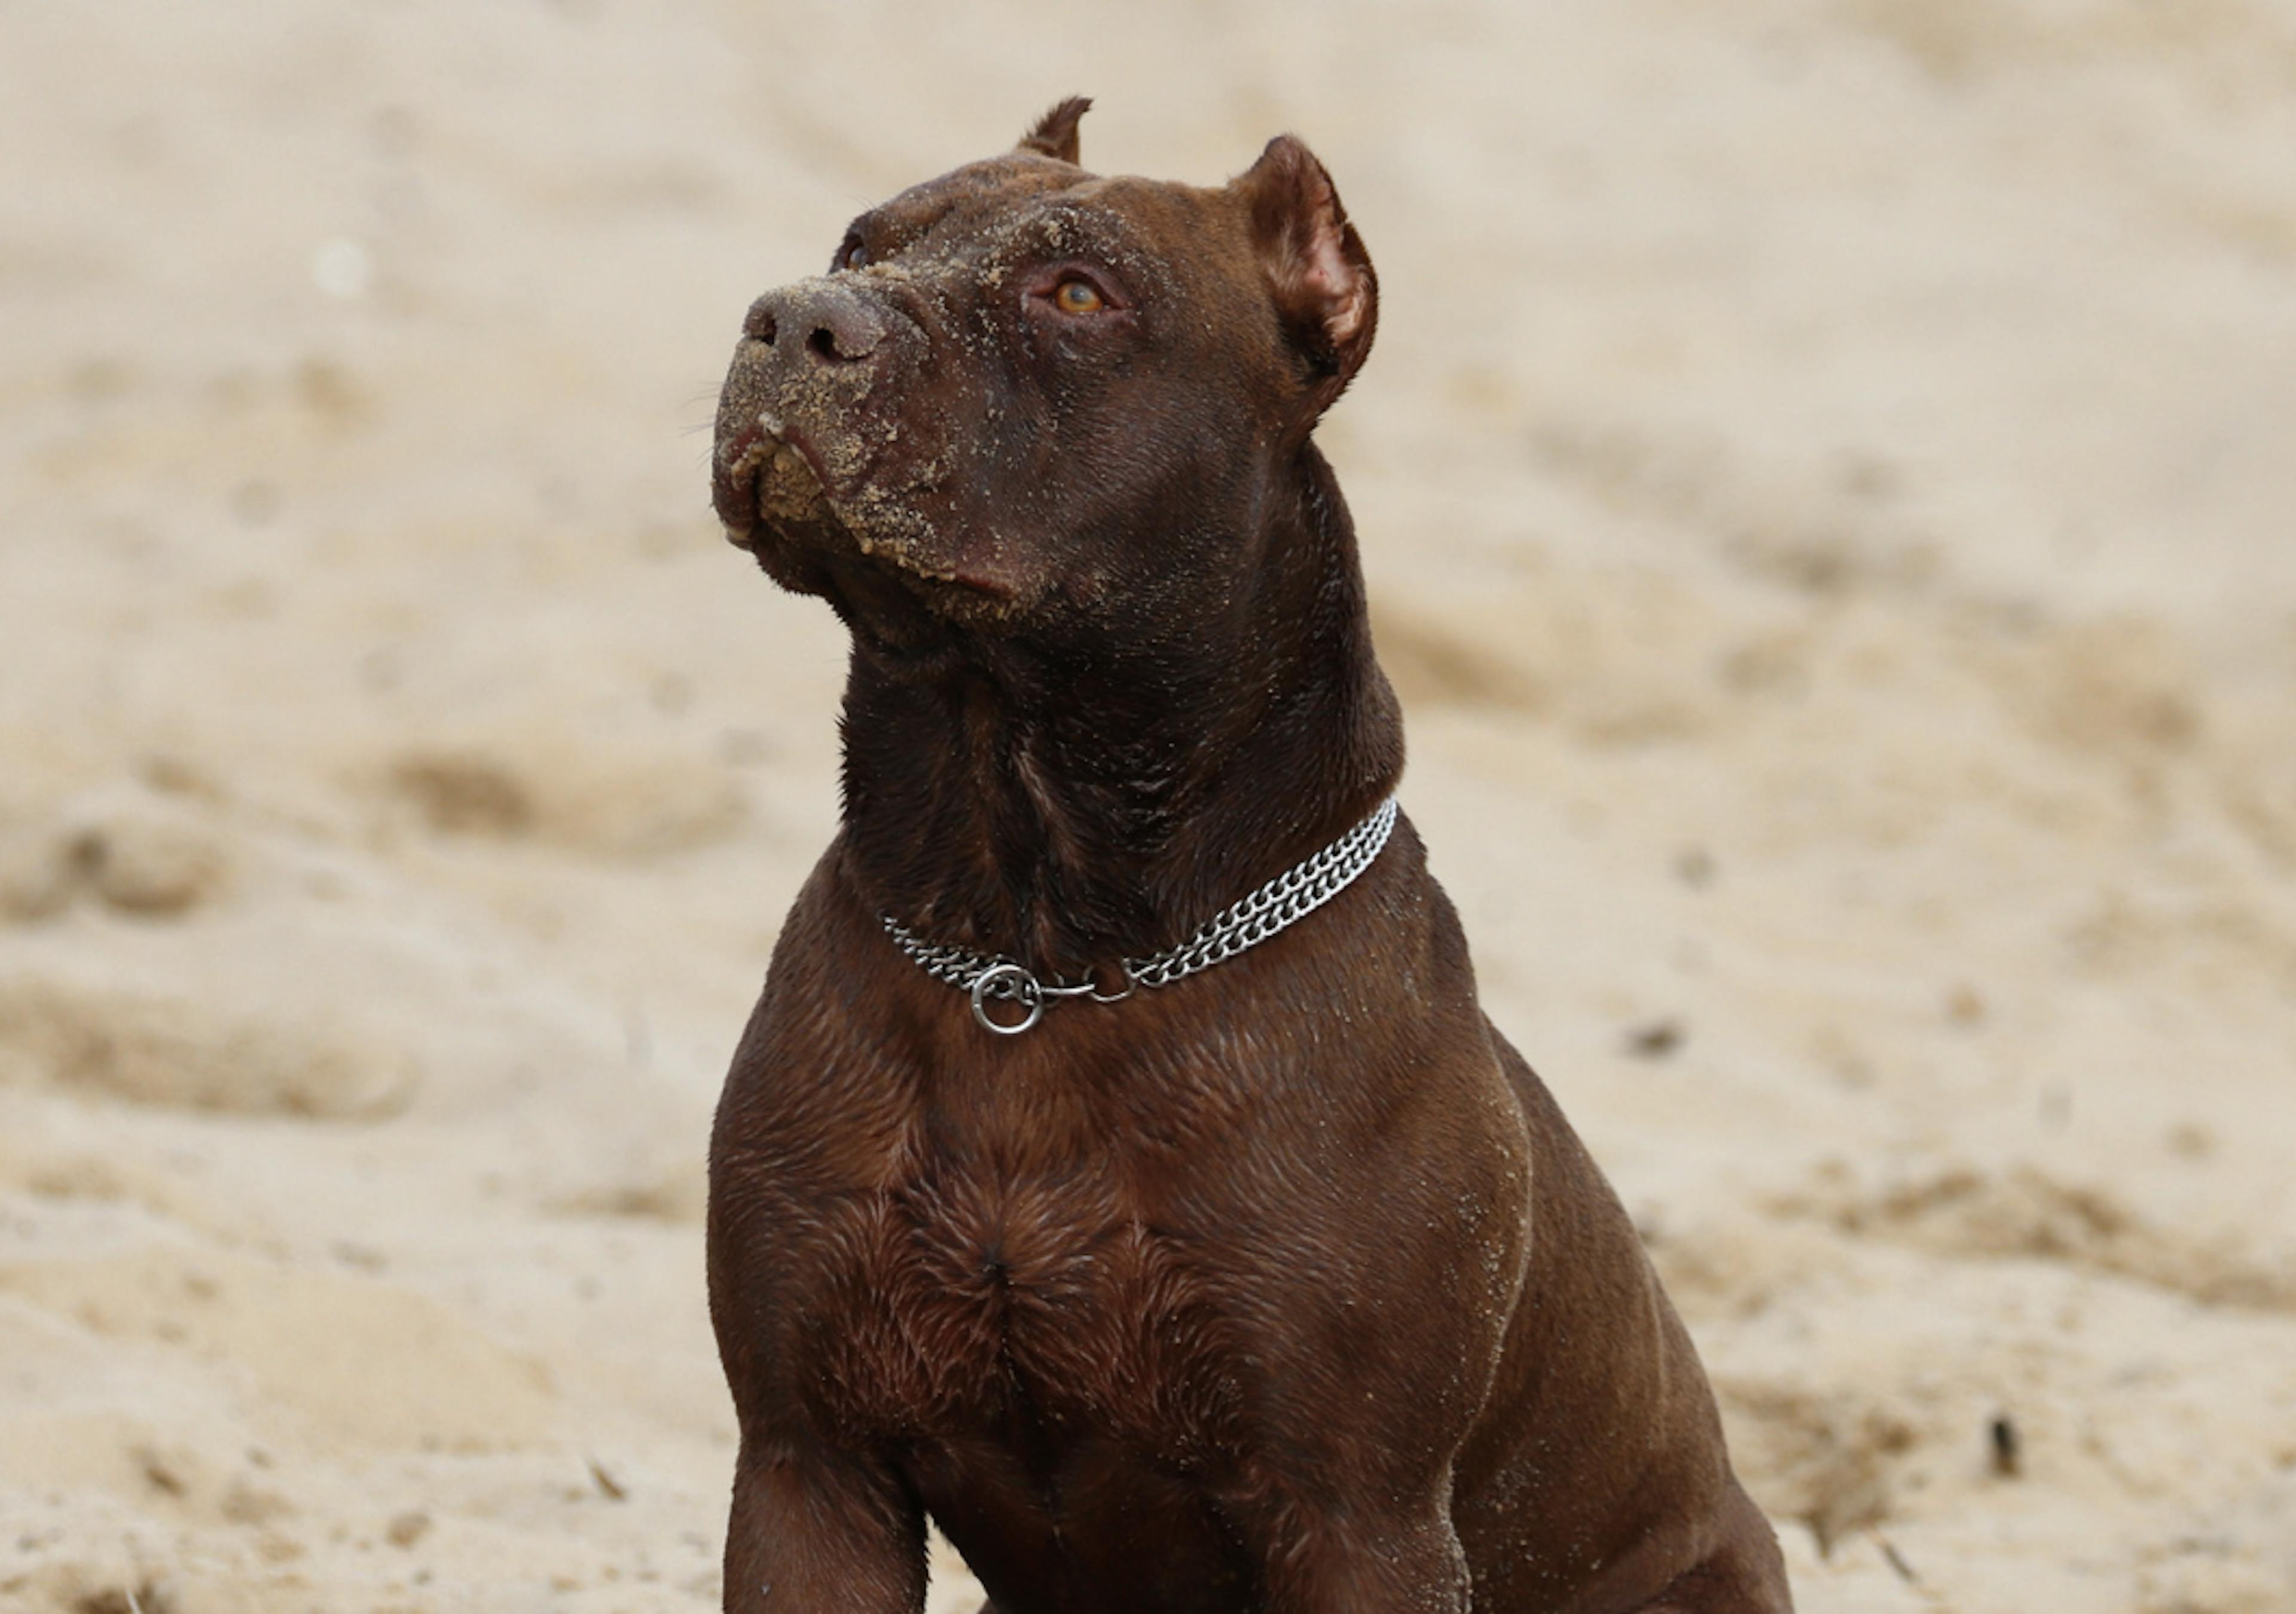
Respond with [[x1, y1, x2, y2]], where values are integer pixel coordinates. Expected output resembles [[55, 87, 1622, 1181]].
[[833, 445, 1403, 980]]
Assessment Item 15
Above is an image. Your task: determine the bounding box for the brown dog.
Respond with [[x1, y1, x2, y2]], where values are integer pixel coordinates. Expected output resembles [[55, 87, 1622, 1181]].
[[706, 99, 1791, 1614]]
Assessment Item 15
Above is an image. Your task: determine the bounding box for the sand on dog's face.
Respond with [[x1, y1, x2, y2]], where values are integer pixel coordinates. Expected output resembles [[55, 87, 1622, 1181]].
[[4, 4, 2296, 1613], [709, 151, 1312, 649]]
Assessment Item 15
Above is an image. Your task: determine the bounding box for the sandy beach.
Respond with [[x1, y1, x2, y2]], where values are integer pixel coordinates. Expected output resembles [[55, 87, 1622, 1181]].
[[3, 3, 2294, 1609]]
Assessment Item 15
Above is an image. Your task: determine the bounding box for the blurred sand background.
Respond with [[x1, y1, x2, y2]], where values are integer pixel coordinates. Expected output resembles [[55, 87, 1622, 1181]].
[[4, 2, 2295, 1610]]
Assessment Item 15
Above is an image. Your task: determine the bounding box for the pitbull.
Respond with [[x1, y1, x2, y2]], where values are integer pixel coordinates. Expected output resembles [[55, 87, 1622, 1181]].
[[706, 99, 1791, 1613]]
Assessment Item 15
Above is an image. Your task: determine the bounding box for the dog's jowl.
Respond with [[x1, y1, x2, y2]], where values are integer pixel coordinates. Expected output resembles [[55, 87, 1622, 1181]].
[[706, 99, 1792, 1614]]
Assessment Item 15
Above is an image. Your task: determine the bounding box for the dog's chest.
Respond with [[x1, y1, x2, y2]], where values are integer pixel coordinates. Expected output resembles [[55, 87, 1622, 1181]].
[[814, 1139, 1220, 1450]]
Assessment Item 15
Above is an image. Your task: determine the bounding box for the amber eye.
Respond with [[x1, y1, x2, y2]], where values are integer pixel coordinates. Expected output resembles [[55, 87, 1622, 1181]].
[[1052, 277, 1105, 314]]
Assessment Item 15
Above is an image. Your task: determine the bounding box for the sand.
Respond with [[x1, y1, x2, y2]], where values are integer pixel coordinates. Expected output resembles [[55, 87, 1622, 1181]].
[[2, 2, 2293, 1610]]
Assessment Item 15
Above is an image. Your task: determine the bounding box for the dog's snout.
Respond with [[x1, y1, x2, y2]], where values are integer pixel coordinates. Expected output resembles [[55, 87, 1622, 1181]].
[[740, 283, 887, 366]]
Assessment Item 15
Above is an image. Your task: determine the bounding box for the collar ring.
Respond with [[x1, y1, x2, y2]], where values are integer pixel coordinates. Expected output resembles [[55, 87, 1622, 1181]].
[[969, 962, 1045, 1035]]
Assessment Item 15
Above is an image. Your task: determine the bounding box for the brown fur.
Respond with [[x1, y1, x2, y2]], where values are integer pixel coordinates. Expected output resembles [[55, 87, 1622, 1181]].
[[706, 103, 1791, 1614]]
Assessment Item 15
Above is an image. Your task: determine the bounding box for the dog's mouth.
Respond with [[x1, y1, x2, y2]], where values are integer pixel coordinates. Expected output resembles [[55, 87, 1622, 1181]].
[[712, 415, 1029, 629], [712, 415, 838, 552]]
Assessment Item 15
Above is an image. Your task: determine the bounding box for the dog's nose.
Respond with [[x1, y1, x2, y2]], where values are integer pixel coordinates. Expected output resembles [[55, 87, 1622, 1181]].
[[741, 282, 887, 365]]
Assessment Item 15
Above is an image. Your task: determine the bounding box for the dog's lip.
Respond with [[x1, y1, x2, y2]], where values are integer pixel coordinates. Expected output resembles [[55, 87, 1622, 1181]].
[[713, 417, 1017, 606], [712, 414, 831, 547], [768, 420, 833, 488], [710, 418, 771, 545]]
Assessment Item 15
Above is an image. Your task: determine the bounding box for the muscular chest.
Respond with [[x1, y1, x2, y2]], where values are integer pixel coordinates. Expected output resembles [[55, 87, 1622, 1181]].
[[716, 964, 1282, 1458], [808, 1153, 1220, 1449]]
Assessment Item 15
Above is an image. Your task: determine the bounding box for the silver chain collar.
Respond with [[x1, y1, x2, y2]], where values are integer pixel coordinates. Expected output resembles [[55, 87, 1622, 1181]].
[[882, 796, 1400, 1035]]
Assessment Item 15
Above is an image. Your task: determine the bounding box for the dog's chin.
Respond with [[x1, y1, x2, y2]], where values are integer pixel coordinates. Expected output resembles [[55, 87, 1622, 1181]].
[[729, 503, 1036, 676], [728, 495, 1042, 668], [720, 432, 1047, 634]]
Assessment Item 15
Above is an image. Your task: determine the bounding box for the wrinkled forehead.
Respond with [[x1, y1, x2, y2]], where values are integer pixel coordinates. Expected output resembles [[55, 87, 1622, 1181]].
[[859, 155, 1250, 288]]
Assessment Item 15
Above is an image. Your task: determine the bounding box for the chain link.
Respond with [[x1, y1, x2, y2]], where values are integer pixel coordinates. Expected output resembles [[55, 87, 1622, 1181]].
[[881, 797, 1398, 1032]]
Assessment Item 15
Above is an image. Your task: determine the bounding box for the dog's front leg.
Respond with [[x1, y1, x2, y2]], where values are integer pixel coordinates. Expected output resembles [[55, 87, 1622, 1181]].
[[1243, 1489, 1473, 1613], [721, 1439, 926, 1614]]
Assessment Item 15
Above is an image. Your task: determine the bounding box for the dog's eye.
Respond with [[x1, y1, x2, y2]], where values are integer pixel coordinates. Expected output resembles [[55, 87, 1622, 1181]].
[[1052, 277, 1105, 315], [835, 235, 868, 273]]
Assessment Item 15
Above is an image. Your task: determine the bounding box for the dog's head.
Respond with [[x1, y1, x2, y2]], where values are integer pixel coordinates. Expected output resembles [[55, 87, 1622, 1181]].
[[710, 99, 1376, 660]]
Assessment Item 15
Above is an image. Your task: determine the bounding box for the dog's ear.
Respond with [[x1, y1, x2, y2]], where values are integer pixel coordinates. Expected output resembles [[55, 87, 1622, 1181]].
[[1018, 96, 1091, 165], [1234, 135, 1378, 407]]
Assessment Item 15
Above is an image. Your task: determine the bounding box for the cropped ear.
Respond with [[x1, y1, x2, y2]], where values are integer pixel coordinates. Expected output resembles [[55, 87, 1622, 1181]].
[[1017, 96, 1092, 164], [1232, 135, 1378, 406]]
